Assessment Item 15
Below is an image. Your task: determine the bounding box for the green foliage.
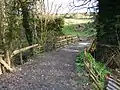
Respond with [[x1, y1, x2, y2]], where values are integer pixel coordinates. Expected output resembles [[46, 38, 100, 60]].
[[63, 22, 96, 37], [37, 16, 64, 35], [76, 51, 85, 72], [86, 53, 111, 83], [55, 17, 64, 32], [0, 0, 65, 67], [76, 51, 111, 89], [33, 16, 65, 52], [76, 51, 91, 86], [83, 22, 96, 36], [44, 31, 57, 51]]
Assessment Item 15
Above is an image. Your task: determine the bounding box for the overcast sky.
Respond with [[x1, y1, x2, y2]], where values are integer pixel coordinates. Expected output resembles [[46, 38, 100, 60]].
[[44, 0, 97, 14]]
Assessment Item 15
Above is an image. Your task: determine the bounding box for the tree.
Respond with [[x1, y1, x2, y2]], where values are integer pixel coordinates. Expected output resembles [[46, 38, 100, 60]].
[[72, 0, 120, 68], [95, 0, 120, 68], [18, 0, 34, 55]]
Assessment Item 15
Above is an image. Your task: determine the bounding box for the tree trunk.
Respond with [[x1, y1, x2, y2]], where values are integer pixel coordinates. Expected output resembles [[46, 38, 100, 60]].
[[21, 3, 33, 55], [96, 0, 120, 68]]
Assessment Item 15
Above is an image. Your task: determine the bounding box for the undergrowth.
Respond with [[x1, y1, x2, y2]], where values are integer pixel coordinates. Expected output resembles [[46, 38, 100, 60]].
[[76, 50, 111, 89], [76, 51, 85, 72]]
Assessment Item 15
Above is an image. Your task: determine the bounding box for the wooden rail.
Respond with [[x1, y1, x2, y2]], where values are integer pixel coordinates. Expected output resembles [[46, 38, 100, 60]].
[[0, 44, 40, 74], [55, 35, 78, 48], [84, 49, 102, 90], [0, 35, 79, 74], [11, 44, 40, 58], [84, 41, 120, 90]]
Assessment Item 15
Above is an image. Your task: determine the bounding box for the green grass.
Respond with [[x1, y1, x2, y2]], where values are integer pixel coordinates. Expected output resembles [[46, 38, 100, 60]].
[[76, 51, 111, 89], [75, 51, 91, 86], [62, 18, 96, 37], [62, 25, 88, 36]]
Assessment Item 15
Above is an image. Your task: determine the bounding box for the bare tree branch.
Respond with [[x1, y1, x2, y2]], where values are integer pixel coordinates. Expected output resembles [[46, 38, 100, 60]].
[[69, 0, 98, 13], [72, 0, 91, 7]]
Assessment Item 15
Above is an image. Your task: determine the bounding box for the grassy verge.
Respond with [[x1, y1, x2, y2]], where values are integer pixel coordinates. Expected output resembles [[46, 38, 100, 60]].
[[75, 51, 91, 87], [76, 51, 111, 89]]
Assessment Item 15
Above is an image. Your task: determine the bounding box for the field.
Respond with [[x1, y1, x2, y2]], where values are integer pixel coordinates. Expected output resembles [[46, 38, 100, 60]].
[[64, 18, 92, 25], [62, 16, 96, 37]]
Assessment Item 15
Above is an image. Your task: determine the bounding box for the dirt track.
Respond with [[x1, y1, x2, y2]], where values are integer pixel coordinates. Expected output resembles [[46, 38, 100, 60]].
[[0, 42, 91, 90]]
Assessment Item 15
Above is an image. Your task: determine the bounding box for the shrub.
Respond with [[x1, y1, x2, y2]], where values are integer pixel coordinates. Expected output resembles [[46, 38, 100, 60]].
[[37, 16, 64, 36], [35, 16, 64, 51]]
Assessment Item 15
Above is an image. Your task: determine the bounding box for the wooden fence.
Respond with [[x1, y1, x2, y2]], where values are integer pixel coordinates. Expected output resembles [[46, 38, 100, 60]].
[[0, 35, 79, 74], [84, 49, 102, 90], [84, 40, 120, 90], [55, 35, 78, 48]]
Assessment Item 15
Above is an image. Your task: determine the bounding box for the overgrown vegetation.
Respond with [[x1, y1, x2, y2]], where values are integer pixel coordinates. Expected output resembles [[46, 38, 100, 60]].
[[0, 0, 65, 73], [76, 51, 111, 89], [13, 16, 64, 66], [95, 0, 120, 69], [36, 16, 64, 52], [76, 51, 85, 72]]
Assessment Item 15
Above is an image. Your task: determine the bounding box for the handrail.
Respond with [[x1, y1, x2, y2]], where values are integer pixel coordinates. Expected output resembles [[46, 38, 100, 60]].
[[0, 35, 79, 74]]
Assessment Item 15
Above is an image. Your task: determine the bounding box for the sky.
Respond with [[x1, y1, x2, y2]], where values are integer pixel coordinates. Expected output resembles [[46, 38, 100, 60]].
[[44, 0, 97, 14]]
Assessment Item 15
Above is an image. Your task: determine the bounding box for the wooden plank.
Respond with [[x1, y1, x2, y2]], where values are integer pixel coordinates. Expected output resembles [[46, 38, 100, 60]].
[[0, 57, 13, 72], [57, 39, 67, 43], [6, 50, 11, 67], [72, 36, 78, 42], [58, 36, 66, 40], [11, 44, 39, 58], [55, 43, 60, 48], [55, 35, 79, 48], [0, 57, 2, 74]]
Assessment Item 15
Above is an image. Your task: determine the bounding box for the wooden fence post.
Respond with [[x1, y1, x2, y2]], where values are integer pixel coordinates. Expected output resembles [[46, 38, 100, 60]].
[[0, 57, 2, 74], [0, 57, 13, 72], [6, 50, 11, 67]]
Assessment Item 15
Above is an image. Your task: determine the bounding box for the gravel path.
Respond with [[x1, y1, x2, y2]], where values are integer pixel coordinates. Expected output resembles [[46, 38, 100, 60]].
[[0, 41, 91, 90]]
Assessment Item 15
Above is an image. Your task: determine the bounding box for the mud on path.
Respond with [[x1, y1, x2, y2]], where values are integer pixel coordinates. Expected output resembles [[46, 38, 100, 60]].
[[0, 41, 91, 90]]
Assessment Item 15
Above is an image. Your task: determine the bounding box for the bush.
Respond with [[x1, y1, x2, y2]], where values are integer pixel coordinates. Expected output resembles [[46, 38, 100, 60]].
[[83, 22, 96, 35], [37, 16, 64, 35], [35, 16, 64, 51]]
